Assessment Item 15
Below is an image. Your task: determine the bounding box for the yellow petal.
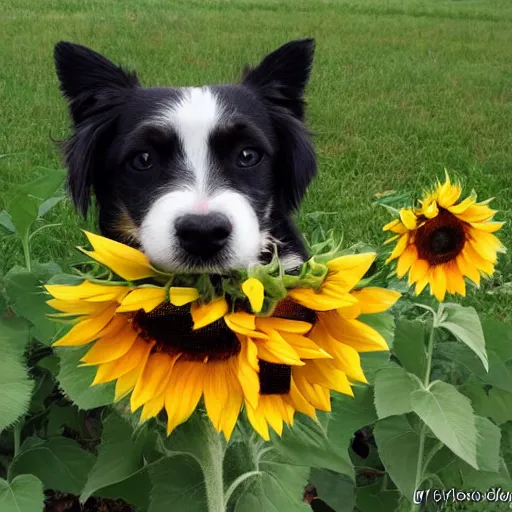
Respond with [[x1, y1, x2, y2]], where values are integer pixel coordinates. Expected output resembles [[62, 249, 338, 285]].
[[293, 367, 331, 412], [245, 400, 270, 441], [288, 376, 317, 421], [422, 200, 439, 219], [255, 317, 312, 334], [218, 366, 243, 440], [45, 281, 129, 302], [116, 287, 166, 313], [92, 338, 154, 385], [224, 313, 268, 340], [454, 204, 496, 223], [80, 320, 138, 365], [53, 304, 118, 347], [82, 231, 157, 281], [399, 208, 417, 230], [165, 362, 204, 435], [115, 366, 142, 401], [281, 333, 332, 360], [469, 221, 505, 233], [349, 288, 401, 314], [140, 393, 166, 422], [468, 230, 504, 262], [319, 311, 388, 352], [326, 253, 377, 288], [447, 195, 476, 215], [301, 361, 354, 397], [131, 352, 177, 411], [236, 337, 260, 409], [383, 219, 406, 233], [464, 244, 495, 276], [445, 262, 466, 297], [169, 287, 200, 306], [396, 245, 418, 279], [256, 330, 305, 366], [242, 278, 265, 313], [46, 298, 112, 316], [385, 234, 409, 263], [429, 266, 447, 301], [437, 173, 461, 208], [415, 276, 429, 295], [287, 286, 358, 311], [191, 297, 229, 330], [203, 361, 234, 433], [456, 253, 480, 286], [408, 258, 430, 285]]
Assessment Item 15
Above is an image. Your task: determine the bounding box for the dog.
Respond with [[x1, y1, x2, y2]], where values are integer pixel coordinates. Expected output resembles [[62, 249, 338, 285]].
[[54, 39, 317, 274]]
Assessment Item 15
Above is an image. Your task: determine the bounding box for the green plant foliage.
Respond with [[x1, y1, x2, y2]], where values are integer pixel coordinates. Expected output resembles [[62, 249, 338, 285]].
[[0, 475, 45, 512]]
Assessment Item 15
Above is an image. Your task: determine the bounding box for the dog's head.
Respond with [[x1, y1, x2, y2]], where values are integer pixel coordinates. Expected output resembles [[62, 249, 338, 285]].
[[54, 39, 316, 272]]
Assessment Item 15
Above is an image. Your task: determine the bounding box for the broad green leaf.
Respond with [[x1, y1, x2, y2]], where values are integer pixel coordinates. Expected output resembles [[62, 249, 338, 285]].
[[374, 367, 420, 419], [272, 415, 354, 479], [309, 469, 355, 512], [28, 370, 55, 413], [393, 319, 428, 379], [0, 317, 33, 432], [9, 436, 95, 495], [0, 475, 44, 512], [4, 264, 61, 345], [437, 342, 512, 392], [233, 449, 309, 512], [46, 405, 84, 436], [359, 312, 395, 349], [356, 480, 400, 512], [374, 415, 430, 500], [96, 469, 152, 511], [15, 169, 65, 200], [0, 211, 16, 233], [360, 351, 396, 384], [486, 388, 512, 426], [328, 386, 378, 451], [148, 454, 207, 512], [439, 303, 488, 372], [81, 412, 147, 502], [56, 346, 115, 410], [473, 416, 500, 473], [482, 318, 512, 362], [8, 196, 39, 244], [458, 381, 490, 419], [410, 381, 478, 469]]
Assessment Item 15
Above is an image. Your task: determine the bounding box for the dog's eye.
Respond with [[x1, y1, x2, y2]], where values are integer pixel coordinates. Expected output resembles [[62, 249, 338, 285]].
[[236, 148, 262, 168], [130, 152, 153, 171]]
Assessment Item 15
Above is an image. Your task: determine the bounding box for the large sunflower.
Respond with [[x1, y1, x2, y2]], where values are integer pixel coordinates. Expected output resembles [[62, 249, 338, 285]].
[[47, 232, 399, 441], [384, 172, 505, 301]]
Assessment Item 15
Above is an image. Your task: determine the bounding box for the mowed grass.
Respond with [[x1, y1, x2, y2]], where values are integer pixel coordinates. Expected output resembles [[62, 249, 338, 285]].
[[1, 0, 512, 316]]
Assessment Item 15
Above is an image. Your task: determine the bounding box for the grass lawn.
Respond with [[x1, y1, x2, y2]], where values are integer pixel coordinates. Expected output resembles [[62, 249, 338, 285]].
[[1, 0, 512, 317]]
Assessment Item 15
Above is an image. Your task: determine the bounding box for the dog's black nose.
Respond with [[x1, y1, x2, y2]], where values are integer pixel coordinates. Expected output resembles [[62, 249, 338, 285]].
[[175, 213, 232, 259]]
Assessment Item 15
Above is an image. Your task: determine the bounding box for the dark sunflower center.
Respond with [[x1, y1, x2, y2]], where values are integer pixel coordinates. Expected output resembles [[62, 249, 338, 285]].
[[134, 303, 240, 362], [415, 210, 466, 265]]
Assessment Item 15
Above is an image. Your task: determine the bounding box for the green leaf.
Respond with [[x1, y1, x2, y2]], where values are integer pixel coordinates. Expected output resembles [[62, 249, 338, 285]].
[[374, 415, 428, 500], [0, 211, 16, 233], [393, 319, 428, 379], [486, 388, 512, 426], [482, 318, 512, 362], [328, 386, 378, 451], [8, 196, 40, 244], [0, 317, 33, 432], [410, 381, 478, 469], [309, 469, 355, 512], [81, 411, 147, 503], [474, 416, 500, 473], [359, 312, 395, 349], [15, 169, 65, 200], [271, 415, 354, 479], [374, 367, 421, 419], [356, 480, 400, 512], [0, 475, 44, 512], [4, 264, 61, 345], [148, 454, 207, 512], [232, 449, 309, 512], [438, 303, 488, 372], [96, 469, 152, 511], [46, 405, 84, 437], [437, 342, 512, 392], [360, 352, 396, 384], [38, 196, 65, 218], [56, 346, 114, 410], [9, 436, 95, 495]]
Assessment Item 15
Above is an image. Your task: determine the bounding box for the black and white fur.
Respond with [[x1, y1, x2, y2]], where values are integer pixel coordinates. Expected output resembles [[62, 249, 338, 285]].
[[54, 39, 317, 273]]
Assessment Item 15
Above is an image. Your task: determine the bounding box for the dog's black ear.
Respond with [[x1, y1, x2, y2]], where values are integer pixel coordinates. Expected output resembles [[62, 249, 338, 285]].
[[55, 42, 138, 216], [244, 40, 317, 214], [242, 39, 315, 119], [54, 41, 139, 123]]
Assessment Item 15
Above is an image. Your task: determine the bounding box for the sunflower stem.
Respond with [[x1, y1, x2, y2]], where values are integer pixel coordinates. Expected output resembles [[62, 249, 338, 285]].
[[202, 420, 226, 512], [411, 310, 438, 511]]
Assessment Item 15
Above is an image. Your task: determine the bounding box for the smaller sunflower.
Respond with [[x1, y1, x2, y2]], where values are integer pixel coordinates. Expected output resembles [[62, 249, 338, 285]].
[[384, 172, 505, 301]]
